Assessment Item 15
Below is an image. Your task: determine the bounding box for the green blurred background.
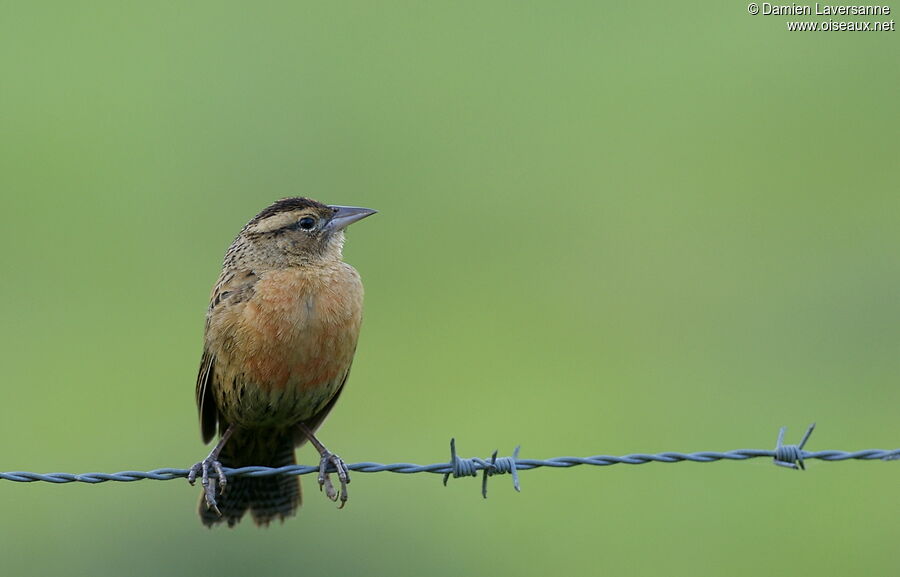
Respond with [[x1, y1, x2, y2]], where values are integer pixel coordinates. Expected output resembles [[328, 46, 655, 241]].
[[1, 2, 897, 576]]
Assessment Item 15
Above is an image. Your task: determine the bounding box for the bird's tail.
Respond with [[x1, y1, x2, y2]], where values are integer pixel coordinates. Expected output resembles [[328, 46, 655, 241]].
[[199, 428, 300, 528]]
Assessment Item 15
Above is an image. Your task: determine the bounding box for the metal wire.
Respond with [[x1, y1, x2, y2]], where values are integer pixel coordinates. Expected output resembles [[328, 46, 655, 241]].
[[1, 424, 897, 497]]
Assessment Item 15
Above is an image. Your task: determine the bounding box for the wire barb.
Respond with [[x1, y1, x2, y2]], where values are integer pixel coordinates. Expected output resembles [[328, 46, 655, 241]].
[[441, 439, 521, 498], [483, 446, 521, 498], [773, 423, 816, 470]]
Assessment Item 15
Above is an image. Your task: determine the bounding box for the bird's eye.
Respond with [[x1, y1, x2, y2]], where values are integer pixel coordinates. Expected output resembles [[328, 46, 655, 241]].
[[298, 216, 317, 230]]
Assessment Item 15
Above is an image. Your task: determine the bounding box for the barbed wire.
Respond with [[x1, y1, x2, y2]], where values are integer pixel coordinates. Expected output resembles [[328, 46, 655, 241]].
[[1, 424, 897, 497]]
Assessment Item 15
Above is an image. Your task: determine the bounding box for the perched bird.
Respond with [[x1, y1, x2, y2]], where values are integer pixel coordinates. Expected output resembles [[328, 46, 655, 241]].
[[188, 197, 376, 527]]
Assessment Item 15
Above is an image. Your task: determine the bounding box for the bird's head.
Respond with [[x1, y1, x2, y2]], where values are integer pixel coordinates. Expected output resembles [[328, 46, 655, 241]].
[[231, 197, 376, 268]]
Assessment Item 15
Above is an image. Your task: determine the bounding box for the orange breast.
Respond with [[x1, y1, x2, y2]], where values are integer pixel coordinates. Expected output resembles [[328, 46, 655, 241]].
[[207, 263, 364, 426], [241, 266, 363, 392]]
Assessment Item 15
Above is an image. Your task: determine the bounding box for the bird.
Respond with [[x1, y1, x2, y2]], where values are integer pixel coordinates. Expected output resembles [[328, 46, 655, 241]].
[[188, 197, 376, 527]]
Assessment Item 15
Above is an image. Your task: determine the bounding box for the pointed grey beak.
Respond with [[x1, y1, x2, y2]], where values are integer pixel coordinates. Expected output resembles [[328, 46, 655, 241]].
[[326, 205, 377, 231]]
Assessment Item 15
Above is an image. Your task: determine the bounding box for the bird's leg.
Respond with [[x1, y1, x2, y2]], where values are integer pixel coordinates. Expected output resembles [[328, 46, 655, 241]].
[[298, 423, 350, 508], [188, 424, 235, 516]]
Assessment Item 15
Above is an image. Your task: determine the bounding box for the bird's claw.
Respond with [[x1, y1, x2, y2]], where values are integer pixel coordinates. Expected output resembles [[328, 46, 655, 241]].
[[188, 458, 227, 516], [317, 451, 350, 508]]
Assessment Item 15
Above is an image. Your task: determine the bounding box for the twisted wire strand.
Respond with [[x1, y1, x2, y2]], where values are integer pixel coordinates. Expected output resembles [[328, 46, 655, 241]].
[[2, 424, 897, 494]]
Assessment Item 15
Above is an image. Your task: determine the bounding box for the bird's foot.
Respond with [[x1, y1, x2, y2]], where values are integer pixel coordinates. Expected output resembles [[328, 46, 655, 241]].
[[188, 457, 227, 516], [317, 450, 350, 508]]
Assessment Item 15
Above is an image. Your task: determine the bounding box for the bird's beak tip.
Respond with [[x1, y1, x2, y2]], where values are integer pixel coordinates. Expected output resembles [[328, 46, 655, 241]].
[[327, 205, 377, 231]]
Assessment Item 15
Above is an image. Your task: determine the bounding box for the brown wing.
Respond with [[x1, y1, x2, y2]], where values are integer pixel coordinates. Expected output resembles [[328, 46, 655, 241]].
[[196, 349, 218, 443], [294, 359, 354, 447], [195, 268, 258, 443]]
